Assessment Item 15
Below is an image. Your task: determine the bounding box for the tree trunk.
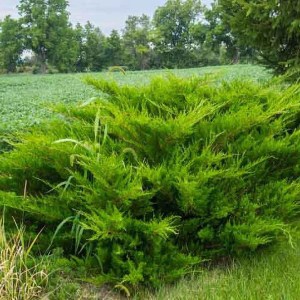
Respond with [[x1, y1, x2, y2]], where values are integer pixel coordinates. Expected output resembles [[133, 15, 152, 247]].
[[37, 48, 47, 73], [234, 47, 240, 64]]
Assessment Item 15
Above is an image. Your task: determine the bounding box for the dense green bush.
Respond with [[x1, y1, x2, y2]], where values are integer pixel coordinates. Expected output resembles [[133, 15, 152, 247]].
[[0, 75, 300, 288]]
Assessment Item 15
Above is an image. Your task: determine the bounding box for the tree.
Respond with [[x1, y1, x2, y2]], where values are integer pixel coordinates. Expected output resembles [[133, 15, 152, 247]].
[[49, 26, 79, 72], [202, 2, 238, 64], [200, 1, 256, 65], [219, 0, 300, 74], [105, 30, 124, 67], [0, 16, 23, 73], [73, 22, 107, 72], [123, 15, 152, 70], [153, 0, 204, 68], [18, 0, 75, 73], [83, 22, 107, 71], [73, 23, 87, 72]]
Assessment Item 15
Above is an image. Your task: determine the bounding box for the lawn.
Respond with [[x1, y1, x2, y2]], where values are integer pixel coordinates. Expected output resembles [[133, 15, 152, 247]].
[[136, 230, 300, 300]]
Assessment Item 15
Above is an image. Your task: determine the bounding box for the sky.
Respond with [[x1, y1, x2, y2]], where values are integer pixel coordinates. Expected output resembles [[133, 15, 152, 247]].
[[0, 0, 212, 35]]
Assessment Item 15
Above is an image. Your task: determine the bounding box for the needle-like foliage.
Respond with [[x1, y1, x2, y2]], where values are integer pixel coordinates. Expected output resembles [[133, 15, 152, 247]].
[[0, 75, 299, 287]]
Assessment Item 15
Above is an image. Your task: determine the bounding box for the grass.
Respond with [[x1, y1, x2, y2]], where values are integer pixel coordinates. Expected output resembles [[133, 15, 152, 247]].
[[0, 64, 269, 133], [0, 218, 49, 300], [68, 230, 299, 300], [136, 236, 300, 299]]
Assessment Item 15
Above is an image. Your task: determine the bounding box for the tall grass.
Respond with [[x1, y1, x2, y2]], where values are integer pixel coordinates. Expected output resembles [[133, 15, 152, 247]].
[[0, 218, 49, 300]]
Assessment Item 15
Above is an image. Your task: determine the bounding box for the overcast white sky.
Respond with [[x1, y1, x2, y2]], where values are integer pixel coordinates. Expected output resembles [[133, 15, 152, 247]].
[[0, 0, 212, 34]]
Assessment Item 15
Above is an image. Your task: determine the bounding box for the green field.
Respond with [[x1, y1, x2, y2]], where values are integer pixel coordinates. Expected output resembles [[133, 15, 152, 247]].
[[0, 65, 269, 132], [1, 64, 299, 300]]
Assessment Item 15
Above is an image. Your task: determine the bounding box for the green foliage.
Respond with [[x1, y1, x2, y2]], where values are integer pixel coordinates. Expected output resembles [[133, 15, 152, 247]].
[[138, 225, 300, 299], [123, 15, 152, 70], [202, 2, 256, 65], [0, 74, 299, 288], [105, 30, 124, 68], [0, 0, 262, 72], [50, 26, 79, 73], [82, 22, 107, 72], [18, 0, 75, 73], [0, 65, 269, 134], [0, 16, 23, 73], [219, 0, 300, 75], [152, 0, 204, 68]]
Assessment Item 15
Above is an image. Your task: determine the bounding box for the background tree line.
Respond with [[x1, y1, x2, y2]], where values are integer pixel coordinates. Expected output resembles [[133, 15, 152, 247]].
[[0, 0, 252, 73], [1, 0, 299, 75]]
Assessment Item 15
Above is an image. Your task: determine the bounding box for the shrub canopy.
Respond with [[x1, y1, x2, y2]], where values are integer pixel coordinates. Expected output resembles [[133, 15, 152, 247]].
[[0, 75, 300, 287]]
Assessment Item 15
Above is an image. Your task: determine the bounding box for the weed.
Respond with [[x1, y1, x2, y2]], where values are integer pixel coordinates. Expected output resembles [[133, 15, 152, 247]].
[[0, 218, 49, 300]]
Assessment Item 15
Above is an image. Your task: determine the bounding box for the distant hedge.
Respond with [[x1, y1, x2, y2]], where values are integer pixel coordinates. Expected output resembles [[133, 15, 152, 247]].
[[0, 75, 300, 287]]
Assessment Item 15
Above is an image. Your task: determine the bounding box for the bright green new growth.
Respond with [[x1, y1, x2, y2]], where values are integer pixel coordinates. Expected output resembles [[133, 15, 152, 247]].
[[0, 75, 299, 288]]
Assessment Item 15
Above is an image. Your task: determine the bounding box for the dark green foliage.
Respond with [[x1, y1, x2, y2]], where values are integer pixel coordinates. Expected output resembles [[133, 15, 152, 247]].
[[152, 0, 204, 68], [219, 0, 300, 75], [0, 16, 23, 73], [18, 0, 76, 73], [0, 76, 300, 288], [202, 2, 256, 65], [123, 15, 152, 70], [105, 30, 124, 68], [81, 22, 107, 72], [0, 0, 262, 73]]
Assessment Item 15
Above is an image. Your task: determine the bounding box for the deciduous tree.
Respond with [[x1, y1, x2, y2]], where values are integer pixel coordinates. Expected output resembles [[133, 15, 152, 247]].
[[0, 16, 23, 73], [18, 0, 74, 73], [153, 0, 204, 68], [123, 15, 152, 70], [83, 22, 106, 71], [105, 30, 124, 67]]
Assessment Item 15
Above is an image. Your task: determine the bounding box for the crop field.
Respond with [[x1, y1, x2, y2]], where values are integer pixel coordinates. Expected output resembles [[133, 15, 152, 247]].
[[0, 65, 269, 133]]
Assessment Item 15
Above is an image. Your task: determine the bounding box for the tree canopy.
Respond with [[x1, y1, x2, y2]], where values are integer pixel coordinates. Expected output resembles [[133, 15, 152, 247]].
[[219, 0, 300, 74], [0, 16, 23, 72], [123, 15, 152, 70], [153, 0, 204, 68], [4, 0, 296, 73], [18, 0, 74, 73]]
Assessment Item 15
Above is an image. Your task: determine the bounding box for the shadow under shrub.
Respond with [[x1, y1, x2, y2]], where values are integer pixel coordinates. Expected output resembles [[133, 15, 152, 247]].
[[0, 75, 300, 288]]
